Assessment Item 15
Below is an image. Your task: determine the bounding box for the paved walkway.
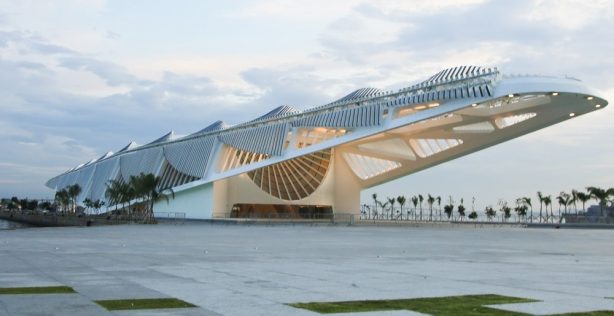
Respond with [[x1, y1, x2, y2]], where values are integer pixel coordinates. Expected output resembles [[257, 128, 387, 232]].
[[1, 223, 613, 315]]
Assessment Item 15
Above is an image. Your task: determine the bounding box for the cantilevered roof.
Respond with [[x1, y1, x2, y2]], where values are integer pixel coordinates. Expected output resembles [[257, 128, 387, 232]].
[[191, 120, 228, 135], [251, 105, 301, 122], [45, 64, 609, 207], [335, 88, 383, 103], [116, 141, 138, 154], [48, 65, 500, 179], [83, 158, 97, 166], [146, 131, 177, 145], [97, 151, 113, 161], [425, 66, 496, 84]]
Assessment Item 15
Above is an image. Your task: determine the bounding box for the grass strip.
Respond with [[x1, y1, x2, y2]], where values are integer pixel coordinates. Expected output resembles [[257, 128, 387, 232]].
[[557, 312, 614, 316], [289, 294, 537, 315], [94, 298, 197, 310], [0, 286, 76, 295]]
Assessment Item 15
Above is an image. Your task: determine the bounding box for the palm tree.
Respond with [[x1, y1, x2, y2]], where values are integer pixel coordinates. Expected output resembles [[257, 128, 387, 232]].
[[468, 211, 478, 221], [485, 206, 496, 221], [83, 198, 93, 214], [520, 197, 532, 223], [427, 194, 435, 221], [387, 197, 396, 220], [129, 173, 174, 222], [397, 196, 406, 220], [500, 204, 511, 222], [571, 189, 579, 216], [514, 200, 528, 222], [586, 186, 614, 217], [436, 196, 442, 221], [556, 191, 567, 217], [377, 201, 389, 220], [444, 203, 454, 220], [411, 196, 418, 220], [543, 196, 552, 223], [105, 179, 128, 212], [576, 192, 590, 214], [371, 193, 378, 220], [7, 201, 18, 212], [92, 200, 105, 215], [418, 194, 424, 221], [54, 189, 70, 213], [67, 184, 81, 213], [557, 192, 571, 223], [457, 198, 466, 221], [537, 191, 544, 223]]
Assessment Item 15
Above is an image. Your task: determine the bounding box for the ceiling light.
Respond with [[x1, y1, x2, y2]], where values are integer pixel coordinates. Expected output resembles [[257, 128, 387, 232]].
[[569, 113, 576, 117], [586, 96, 594, 100], [551, 92, 559, 96], [595, 104, 602, 108], [414, 105, 427, 110], [471, 103, 478, 107], [428, 103, 440, 108]]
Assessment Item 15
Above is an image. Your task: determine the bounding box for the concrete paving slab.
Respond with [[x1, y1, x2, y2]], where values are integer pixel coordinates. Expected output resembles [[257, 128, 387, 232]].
[[0, 224, 613, 315], [0, 293, 110, 316]]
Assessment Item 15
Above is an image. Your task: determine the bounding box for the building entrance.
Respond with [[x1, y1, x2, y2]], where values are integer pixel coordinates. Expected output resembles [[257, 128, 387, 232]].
[[230, 203, 333, 219]]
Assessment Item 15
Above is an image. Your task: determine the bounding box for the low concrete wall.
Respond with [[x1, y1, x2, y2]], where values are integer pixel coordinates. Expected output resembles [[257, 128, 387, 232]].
[[0, 211, 132, 227], [562, 215, 614, 224]]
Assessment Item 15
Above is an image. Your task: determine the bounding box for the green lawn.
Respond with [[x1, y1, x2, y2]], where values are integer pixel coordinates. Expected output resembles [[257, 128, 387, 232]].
[[289, 294, 536, 315], [0, 286, 76, 295], [289, 294, 614, 315], [559, 312, 614, 316], [94, 298, 197, 310]]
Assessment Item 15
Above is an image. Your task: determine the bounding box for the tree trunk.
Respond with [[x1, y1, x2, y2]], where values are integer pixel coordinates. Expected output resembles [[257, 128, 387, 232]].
[[530, 206, 533, 223]]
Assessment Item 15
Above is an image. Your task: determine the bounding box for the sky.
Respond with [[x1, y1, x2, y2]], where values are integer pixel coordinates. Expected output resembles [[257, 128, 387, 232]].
[[0, 0, 613, 209]]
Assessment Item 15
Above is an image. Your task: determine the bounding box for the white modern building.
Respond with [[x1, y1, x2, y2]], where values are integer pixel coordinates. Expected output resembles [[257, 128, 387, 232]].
[[46, 66, 608, 219]]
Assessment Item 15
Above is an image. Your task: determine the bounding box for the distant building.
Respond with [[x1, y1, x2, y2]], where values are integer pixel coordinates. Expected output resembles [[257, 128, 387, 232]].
[[586, 204, 614, 217], [46, 66, 609, 219]]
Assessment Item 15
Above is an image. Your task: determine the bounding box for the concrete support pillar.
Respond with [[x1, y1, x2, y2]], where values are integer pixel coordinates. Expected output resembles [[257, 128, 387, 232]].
[[331, 148, 362, 216]]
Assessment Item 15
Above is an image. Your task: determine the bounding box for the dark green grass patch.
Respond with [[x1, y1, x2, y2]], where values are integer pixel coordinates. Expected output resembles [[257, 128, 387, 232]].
[[0, 286, 75, 295], [289, 294, 537, 315], [558, 312, 614, 316], [94, 298, 196, 310]]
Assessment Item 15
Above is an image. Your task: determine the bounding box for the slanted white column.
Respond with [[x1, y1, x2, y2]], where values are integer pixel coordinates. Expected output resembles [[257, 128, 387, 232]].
[[331, 148, 362, 216]]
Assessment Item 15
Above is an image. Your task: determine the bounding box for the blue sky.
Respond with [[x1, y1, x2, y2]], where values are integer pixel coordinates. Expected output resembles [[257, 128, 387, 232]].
[[0, 0, 613, 209]]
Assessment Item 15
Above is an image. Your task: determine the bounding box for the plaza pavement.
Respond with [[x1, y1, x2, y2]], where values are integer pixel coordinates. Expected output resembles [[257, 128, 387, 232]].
[[1, 223, 613, 315]]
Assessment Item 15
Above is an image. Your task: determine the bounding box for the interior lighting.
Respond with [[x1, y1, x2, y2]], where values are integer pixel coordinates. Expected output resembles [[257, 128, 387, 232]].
[[586, 96, 594, 100], [569, 113, 576, 117]]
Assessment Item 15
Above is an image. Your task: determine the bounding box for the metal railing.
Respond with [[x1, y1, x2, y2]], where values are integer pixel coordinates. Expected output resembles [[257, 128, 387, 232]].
[[358, 204, 564, 224], [153, 212, 186, 224]]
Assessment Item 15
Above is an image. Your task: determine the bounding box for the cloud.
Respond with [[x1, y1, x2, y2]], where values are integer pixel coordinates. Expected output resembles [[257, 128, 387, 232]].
[[0, 30, 76, 55], [316, 0, 614, 84], [241, 65, 333, 108], [105, 30, 119, 40], [0, 0, 613, 203], [521, 0, 614, 30], [58, 56, 139, 86], [0, 30, 260, 196]]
